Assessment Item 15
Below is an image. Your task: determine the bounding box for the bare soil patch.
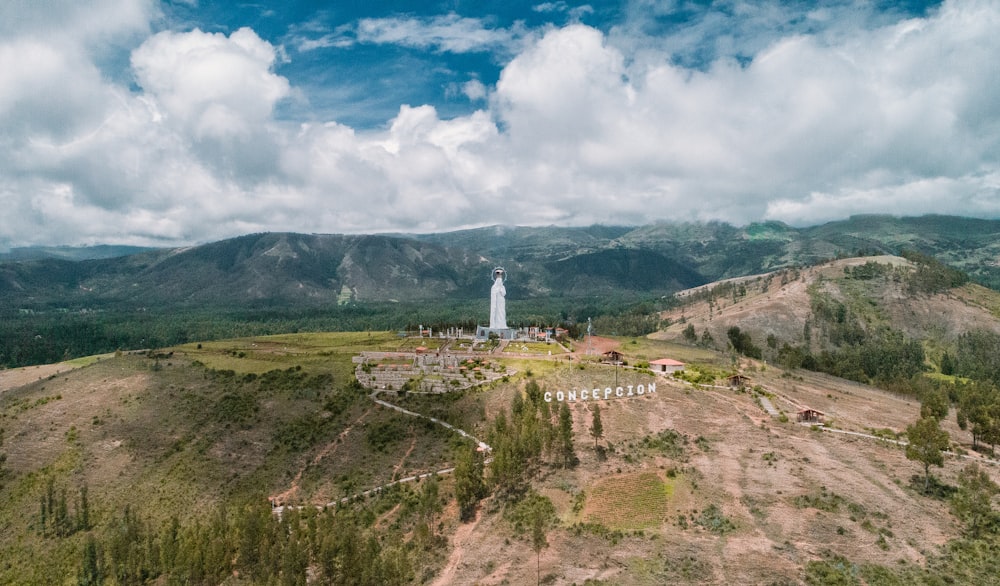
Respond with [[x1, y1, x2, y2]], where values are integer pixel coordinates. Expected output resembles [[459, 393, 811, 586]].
[[0, 362, 83, 394]]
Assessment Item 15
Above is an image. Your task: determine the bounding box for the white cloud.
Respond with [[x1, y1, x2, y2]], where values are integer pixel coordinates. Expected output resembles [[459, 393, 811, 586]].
[[2, 0, 1000, 248], [766, 172, 1000, 225], [131, 28, 290, 139], [485, 0, 1000, 226], [462, 79, 488, 101], [291, 12, 535, 56], [533, 2, 594, 21], [0, 0, 153, 46], [354, 13, 530, 55]]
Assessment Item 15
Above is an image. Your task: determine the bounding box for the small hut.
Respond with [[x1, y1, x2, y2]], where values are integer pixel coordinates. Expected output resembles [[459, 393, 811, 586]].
[[602, 350, 624, 364], [727, 374, 751, 389], [797, 408, 825, 424]]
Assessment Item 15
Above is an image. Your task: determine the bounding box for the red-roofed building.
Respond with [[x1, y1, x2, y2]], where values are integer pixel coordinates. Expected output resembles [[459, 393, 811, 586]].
[[650, 358, 685, 374]]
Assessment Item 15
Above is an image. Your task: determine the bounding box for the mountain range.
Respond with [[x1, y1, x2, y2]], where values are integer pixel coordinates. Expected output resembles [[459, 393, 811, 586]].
[[3, 214, 1000, 312]]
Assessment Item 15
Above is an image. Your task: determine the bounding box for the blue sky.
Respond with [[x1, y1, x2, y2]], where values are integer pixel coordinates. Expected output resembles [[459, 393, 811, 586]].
[[162, 1, 621, 127], [2, 0, 998, 248]]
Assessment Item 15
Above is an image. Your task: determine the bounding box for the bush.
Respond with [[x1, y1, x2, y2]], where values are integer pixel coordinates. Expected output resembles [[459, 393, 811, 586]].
[[366, 419, 407, 452], [694, 504, 735, 535]]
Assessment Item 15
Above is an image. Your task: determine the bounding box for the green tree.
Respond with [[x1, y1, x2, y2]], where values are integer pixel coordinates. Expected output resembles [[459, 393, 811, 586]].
[[727, 326, 762, 359], [558, 403, 576, 468], [419, 473, 442, 524], [906, 416, 950, 494], [78, 534, 103, 586], [453, 443, 485, 522], [538, 399, 555, 459], [921, 388, 950, 421], [531, 505, 549, 586], [950, 462, 999, 538], [682, 323, 697, 344], [941, 351, 955, 376], [589, 404, 603, 450], [525, 379, 543, 405], [957, 383, 997, 450], [518, 400, 543, 475], [508, 493, 556, 586], [77, 485, 91, 532], [488, 432, 523, 499]]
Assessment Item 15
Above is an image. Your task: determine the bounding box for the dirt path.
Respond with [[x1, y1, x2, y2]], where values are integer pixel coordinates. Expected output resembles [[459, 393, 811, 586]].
[[431, 509, 481, 586], [391, 435, 417, 481], [371, 390, 491, 449], [269, 406, 373, 506], [375, 503, 402, 530], [274, 386, 493, 515]]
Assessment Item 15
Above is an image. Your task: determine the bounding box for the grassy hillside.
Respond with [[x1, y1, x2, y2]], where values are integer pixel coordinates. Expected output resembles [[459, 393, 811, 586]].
[[0, 332, 487, 582], [659, 255, 1000, 385], [2, 329, 999, 584]]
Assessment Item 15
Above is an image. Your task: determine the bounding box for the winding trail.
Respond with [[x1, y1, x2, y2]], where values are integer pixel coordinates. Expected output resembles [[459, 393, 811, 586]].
[[272, 384, 492, 516], [391, 435, 417, 481], [370, 389, 491, 451], [269, 406, 374, 506]]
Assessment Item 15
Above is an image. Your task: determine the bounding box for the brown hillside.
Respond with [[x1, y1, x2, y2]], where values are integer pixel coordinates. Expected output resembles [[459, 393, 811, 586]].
[[432, 361, 1000, 584], [656, 255, 1000, 351]]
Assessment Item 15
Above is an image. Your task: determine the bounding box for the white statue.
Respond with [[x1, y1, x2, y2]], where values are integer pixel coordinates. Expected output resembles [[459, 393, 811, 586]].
[[490, 267, 507, 329]]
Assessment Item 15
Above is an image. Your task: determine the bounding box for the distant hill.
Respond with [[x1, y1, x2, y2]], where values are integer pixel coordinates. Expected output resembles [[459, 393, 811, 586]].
[[5, 215, 1000, 313], [656, 254, 1000, 387], [0, 231, 707, 310], [0, 244, 155, 262], [617, 215, 1000, 288]]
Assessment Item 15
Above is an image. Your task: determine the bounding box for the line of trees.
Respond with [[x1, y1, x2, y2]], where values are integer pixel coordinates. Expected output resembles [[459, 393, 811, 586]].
[[904, 390, 1000, 543], [0, 291, 671, 369], [454, 379, 581, 525], [73, 492, 441, 586], [37, 479, 91, 538], [487, 380, 576, 502], [955, 381, 1000, 453]]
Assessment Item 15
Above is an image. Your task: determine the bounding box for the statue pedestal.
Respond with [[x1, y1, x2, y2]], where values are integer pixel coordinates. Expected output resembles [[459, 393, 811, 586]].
[[475, 326, 517, 340]]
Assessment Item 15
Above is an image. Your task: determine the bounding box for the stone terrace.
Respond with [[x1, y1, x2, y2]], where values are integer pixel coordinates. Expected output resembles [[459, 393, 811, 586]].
[[354, 351, 512, 394]]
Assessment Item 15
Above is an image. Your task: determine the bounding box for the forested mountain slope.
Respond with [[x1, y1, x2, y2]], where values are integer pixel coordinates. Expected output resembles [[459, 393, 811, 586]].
[[5, 215, 1000, 369], [5, 215, 1000, 311]]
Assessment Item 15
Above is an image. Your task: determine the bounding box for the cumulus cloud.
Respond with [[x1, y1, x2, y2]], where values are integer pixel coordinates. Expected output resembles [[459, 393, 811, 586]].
[[131, 28, 290, 138], [490, 0, 1000, 226], [2, 0, 1000, 248]]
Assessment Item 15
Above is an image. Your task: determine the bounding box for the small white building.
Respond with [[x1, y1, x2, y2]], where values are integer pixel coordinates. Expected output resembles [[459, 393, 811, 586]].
[[650, 358, 685, 374]]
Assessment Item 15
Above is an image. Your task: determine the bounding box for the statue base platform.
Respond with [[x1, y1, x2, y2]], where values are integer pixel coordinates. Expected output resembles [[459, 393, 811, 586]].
[[475, 326, 517, 340]]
